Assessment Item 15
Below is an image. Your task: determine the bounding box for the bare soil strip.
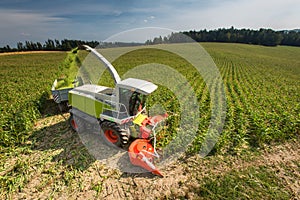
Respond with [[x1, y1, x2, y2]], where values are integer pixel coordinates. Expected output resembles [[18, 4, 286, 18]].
[[97, 140, 300, 199], [5, 113, 300, 199]]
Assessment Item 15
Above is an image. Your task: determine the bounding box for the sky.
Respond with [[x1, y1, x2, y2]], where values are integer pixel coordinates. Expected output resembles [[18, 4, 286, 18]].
[[0, 0, 299, 46]]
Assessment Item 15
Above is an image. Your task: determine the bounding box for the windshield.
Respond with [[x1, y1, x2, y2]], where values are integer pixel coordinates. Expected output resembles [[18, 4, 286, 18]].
[[119, 88, 146, 116]]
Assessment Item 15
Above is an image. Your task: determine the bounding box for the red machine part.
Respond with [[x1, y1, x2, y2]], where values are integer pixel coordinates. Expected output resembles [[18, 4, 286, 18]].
[[150, 113, 168, 124], [128, 139, 163, 177], [104, 130, 119, 143], [138, 113, 169, 139]]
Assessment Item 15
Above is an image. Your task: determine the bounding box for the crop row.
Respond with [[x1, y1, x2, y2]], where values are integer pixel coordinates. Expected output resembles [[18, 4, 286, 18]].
[[0, 53, 66, 147], [203, 43, 300, 153], [105, 43, 300, 154], [1, 43, 299, 154]]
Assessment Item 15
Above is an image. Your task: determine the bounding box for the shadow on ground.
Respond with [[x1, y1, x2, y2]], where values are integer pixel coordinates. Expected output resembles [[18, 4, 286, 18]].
[[29, 114, 155, 177], [39, 98, 69, 117], [30, 117, 96, 170]]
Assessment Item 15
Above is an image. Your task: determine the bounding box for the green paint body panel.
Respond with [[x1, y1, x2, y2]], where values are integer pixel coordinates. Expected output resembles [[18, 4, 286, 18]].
[[68, 85, 113, 119], [69, 93, 112, 118]]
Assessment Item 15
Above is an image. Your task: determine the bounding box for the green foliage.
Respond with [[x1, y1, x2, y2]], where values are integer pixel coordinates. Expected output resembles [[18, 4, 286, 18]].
[[106, 43, 300, 154], [1, 43, 299, 154], [202, 43, 300, 153], [0, 157, 31, 193], [0, 52, 66, 147], [55, 48, 80, 89], [198, 166, 291, 199], [0, 43, 299, 199]]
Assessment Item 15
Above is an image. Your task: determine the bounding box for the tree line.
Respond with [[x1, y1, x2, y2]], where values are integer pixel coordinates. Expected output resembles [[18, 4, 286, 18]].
[[1, 27, 300, 53], [0, 39, 145, 53], [146, 27, 300, 47], [0, 39, 100, 53]]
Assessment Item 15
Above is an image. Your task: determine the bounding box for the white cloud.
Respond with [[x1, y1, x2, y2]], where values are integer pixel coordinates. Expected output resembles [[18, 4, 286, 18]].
[[154, 0, 300, 31], [142, 15, 156, 24], [0, 9, 69, 46], [213, 0, 300, 29], [0, 0, 299, 46], [0, 9, 66, 26]]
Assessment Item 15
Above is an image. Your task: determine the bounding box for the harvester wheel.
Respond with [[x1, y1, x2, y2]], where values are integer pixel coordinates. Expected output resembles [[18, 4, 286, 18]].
[[100, 121, 129, 148], [69, 114, 78, 132]]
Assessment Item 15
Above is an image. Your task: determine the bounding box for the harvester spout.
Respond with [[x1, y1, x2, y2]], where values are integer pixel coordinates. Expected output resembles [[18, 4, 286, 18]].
[[82, 45, 121, 84]]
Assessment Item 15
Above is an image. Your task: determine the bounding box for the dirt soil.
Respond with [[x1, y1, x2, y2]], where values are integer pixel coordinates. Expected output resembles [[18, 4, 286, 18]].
[[5, 109, 300, 199], [96, 141, 300, 199]]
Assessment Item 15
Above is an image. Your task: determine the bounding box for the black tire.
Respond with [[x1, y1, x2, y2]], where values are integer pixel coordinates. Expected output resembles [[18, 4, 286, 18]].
[[69, 114, 86, 132], [69, 114, 78, 132], [100, 121, 129, 148]]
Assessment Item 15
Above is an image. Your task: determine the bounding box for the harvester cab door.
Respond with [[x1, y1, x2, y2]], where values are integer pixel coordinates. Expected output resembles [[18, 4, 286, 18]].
[[129, 91, 146, 116], [117, 78, 157, 117], [118, 88, 131, 116], [119, 88, 146, 116]]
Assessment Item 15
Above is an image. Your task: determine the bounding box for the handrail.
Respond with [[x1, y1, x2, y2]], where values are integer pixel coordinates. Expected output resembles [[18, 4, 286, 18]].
[[101, 100, 130, 119]]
